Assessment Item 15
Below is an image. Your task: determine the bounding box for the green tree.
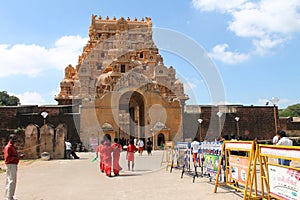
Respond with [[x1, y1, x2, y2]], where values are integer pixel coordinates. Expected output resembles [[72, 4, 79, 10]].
[[0, 91, 20, 106], [279, 103, 300, 117]]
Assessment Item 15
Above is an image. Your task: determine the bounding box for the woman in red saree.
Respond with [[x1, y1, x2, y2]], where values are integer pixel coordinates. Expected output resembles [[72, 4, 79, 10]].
[[112, 138, 123, 176]]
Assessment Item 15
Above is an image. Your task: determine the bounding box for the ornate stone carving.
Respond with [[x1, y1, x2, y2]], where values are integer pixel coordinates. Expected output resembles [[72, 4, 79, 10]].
[[56, 15, 188, 104]]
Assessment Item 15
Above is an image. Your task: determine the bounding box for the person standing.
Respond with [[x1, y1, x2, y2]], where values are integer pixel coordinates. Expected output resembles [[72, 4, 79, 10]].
[[112, 138, 123, 176], [146, 138, 153, 156], [137, 138, 144, 156], [102, 134, 113, 177], [126, 139, 137, 171], [272, 135, 279, 144], [190, 137, 200, 165], [276, 130, 293, 166], [95, 140, 104, 173], [4, 134, 24, 200], [134, 138, 137, 147], [65, 140, 72, 159]]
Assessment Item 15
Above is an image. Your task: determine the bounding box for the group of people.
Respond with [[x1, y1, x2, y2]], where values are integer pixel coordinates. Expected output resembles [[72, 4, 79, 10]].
[[133, 138, 153, 156], [95, 135, 123, 177], [95, 135, 154, 177]]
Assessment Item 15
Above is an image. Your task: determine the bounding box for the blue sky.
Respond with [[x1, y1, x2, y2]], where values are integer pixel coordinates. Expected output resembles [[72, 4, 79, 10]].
[[0, 0, 299, 108]]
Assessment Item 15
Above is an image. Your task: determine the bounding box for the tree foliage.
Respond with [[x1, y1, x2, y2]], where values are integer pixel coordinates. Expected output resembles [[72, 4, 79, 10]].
[[279, 103, 300, 117], [0, 91, 20, 106]]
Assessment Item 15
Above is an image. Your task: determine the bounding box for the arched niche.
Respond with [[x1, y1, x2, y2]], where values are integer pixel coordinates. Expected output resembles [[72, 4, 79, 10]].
[[24, 124, 40, 159]]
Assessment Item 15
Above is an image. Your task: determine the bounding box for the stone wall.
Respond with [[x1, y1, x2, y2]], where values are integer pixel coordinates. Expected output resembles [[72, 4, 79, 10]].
[[184, 105, 277, 141], [0, 105, 80, 159], [1, 104, 294, 155], [279, 117, 300, 136]]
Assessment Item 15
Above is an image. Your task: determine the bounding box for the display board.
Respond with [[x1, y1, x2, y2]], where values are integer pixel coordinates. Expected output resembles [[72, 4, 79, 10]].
[[214, 141, 259, 200], [258, 144, 300, 200], [174, 142, 190, 168], [268, 165, 300, 200], [201, 142, 222, 180], [203, 154, 220, 176], [229, 155, 249, 184], [164, 141, 175, 171]]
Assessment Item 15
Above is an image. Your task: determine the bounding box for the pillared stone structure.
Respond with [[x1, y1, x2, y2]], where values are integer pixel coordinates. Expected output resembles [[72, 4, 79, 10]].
[[56, 15, 189, 149]]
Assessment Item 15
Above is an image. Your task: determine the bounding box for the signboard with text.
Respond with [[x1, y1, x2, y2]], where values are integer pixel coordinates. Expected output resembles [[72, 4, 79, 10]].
[[268, 165, 300, 200], [229, 155, 249, 184]]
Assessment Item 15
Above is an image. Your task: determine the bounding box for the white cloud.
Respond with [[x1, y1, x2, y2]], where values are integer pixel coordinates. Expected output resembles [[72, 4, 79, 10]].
[[184, 82, 197, 90], [209, 44, 250, 64], [193, 0, 300, 57], [0, 35, 88, 77], [16, 92, 46, 105], [253, 37, 286, 55], [183, 79, 203, 91], [192, 0, 247, 13]]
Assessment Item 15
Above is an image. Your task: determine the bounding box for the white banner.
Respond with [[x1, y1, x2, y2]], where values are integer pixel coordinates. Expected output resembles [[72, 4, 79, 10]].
[[268, 165, 300, 200], [261, 147, 300, 159], [201, 142, 222, 150], [225, 142, 252, 150]]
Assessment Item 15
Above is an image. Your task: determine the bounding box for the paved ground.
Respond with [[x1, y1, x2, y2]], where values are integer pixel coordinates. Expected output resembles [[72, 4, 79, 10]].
[[0, 151, 242, 200]]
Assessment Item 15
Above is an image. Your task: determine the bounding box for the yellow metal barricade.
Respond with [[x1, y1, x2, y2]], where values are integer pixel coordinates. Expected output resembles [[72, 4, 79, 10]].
[[214, 141, 260, 200], [162, 141, 175, 171], [258, 144, 300, 200]]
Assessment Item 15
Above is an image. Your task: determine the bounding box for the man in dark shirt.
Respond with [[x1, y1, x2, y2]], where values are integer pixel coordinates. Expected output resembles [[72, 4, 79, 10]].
[[4, 134, 23, 200]]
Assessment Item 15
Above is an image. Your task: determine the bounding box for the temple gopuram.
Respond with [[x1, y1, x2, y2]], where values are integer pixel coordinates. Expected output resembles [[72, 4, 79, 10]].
[[55, 15, 189, 149]]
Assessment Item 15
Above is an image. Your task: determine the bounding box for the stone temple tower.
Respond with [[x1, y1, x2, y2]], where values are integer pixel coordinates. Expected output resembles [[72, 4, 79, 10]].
[[56, 15, 189, 150]]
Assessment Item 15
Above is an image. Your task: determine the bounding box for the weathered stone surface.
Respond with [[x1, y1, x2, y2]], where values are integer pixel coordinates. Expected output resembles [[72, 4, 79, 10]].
[[40, 124, 55, 158], [54, 124, 66, 159], [24, 124, 39, 159]]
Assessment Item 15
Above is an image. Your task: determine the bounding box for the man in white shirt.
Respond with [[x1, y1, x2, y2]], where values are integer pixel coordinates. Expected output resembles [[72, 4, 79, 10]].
[[65, 140, 72, 159], [276, 130, 293, 166], [137, 139, 144, 156], [272, 135, 278, 144], [134, 138, 137, 146], [191, 138, 200, 165]]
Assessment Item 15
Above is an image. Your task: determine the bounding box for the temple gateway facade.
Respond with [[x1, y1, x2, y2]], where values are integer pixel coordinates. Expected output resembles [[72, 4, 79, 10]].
[[55, 15, 189, 150]]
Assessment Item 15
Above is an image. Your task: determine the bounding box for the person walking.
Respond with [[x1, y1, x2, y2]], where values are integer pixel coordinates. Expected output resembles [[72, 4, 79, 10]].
[[112, 138, 122, 176], [95, 140, 105, 173], [276, 130, 293, 166], [4, 134, 24, 200], [146, 138, 153, 156], [190, 137, 200, 165], [65, 140, 72, 159], [137, 138, 144, 156], [126, 139, 137, 171], [102, 134, 113, 177]]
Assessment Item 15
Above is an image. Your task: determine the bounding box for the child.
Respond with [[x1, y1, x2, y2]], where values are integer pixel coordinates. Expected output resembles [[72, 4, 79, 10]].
[[95, 140, 104, 173], [101, 134, 113, 177], [112, 138, 123, 176], [126, 139, 137, 171]]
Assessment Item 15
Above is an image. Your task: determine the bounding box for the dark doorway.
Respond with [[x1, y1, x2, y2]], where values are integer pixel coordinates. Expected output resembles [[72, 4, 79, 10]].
[[119, 91, 145, 140], [157, 133, 165, 148]]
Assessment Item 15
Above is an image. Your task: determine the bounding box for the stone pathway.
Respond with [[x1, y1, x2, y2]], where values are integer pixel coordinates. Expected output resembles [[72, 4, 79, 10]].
[[0, 151, 241, 200]]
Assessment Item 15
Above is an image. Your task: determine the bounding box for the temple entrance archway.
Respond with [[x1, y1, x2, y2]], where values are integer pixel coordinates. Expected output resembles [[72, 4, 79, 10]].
[[119, 91, 145, 140]]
